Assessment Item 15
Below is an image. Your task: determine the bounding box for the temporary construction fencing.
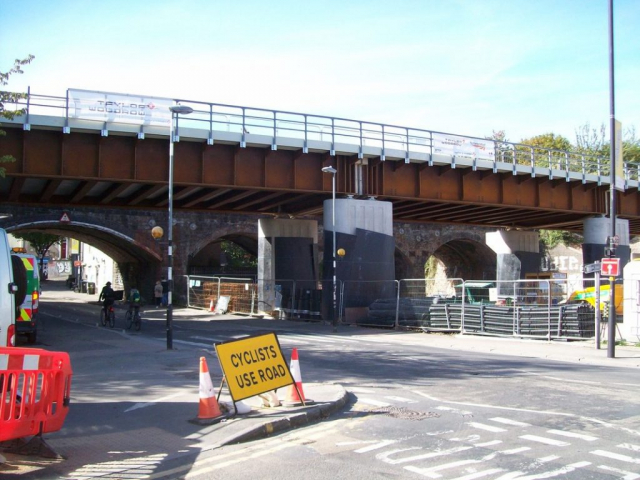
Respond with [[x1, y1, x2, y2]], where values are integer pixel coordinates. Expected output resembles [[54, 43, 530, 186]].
[[185, 275, 259, 315], [0, 347, 72, 445], [183, 274, 603, 340]]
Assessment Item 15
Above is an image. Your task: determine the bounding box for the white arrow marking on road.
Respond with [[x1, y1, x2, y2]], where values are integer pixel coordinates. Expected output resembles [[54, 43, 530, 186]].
[[125, 391, 185, 413]]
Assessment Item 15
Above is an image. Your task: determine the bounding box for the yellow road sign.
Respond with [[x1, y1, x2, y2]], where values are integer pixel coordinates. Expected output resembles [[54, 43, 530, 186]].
[[215, 332, 294, 401]]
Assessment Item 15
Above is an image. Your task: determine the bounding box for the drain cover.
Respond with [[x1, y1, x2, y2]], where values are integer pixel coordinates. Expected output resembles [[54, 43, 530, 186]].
[[367, 406, 440, 421]]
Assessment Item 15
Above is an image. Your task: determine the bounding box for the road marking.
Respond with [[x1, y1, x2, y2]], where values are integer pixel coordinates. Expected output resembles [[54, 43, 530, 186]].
[[377, 446, 473, 465], [411, 390, 640, 437], [519, 435, 570, 447], [598, 464, 640, 480], [474, 440, 503, 447], [405, 458, 482, 478], [348, 387, 377, 394], [357, 397, 391, 407], [124, 391, 185, 413], [467, 422, 507, 433], [354, 440, 397, 453], [591, 449, 640, 464], [490, 417, 531, 427], [148, 421, 341, 479], [450, 468, 506, 480], [546, 429, 597, 441], [494, 461, 591, 480], [436, 406, 473, 415], [385, 395, 418, 403], [536, 455, 560, 463], [619, 443, 640, 452], [190, 335, 228, 344]]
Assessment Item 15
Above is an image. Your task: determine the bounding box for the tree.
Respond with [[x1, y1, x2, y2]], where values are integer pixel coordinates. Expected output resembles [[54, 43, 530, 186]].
[[539, 230, 583, 254], [11, 232, 61, 278], [575, 122, 640, 165], [1, 55, 35, 178], [221, 240, 257, 268]]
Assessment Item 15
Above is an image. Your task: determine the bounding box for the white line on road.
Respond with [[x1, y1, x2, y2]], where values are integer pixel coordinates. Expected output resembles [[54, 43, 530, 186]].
[[436, 406, 473, 415], [357, 397, 391, 407], [377, 446, 473, 465], [591, 449, 640, 464], [354, 440, 398, 453], [348, 387, 377, 394], [536, 455, 560, 463], [547, 429, 598, 441], [124, 391, 185, 413], [519, 435, 570, 447], [490, 417, 531, 427], [474, 440, 503, 447], [598, 464, 640, 480], [449, 468, 506, 480], [494, 461, 591, 480], [189, 335, 227, 344], [619, 443, 640, 452], [385, 395, 418, 403], [411, 390, 640, 437], [404, 458, 482, 478], [467, 422, 507, 433]]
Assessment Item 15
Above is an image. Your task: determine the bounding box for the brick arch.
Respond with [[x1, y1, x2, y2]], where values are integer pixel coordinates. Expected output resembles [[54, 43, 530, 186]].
[[187, 224, 259, 276], [393, 223, 496, 280]]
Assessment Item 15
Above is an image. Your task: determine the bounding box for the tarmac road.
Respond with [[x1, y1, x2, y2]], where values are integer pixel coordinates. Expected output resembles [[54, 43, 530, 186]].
[[2, 279, 639, 479]]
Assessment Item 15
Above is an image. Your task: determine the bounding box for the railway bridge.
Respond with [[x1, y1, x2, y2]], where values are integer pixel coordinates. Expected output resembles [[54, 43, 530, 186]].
[[1, 89, 638, 305]]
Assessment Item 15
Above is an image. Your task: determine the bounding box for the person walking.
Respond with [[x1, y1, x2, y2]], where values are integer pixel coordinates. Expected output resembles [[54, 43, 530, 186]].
[[161, 278, 169, 307], [154, 280, 163, 308]]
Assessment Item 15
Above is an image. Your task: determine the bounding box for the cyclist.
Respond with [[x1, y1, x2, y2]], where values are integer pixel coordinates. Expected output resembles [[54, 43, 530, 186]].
[[99, 281, 115, 317], [128, 287, 141, 317]]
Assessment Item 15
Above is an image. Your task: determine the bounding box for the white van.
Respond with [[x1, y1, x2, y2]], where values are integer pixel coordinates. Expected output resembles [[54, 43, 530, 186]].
[[0, 228, 22, 346]]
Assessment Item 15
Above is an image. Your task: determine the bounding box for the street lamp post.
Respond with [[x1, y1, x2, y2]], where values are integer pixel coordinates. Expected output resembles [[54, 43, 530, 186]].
[[167, 105, 194, 349], [607, 0, 616, 358], [322, 166, 337, 332]]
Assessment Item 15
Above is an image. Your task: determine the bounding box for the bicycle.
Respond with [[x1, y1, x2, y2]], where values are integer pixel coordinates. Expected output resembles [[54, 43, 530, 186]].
[[100, 303, 116, 328], [125, 306, 141, 331]]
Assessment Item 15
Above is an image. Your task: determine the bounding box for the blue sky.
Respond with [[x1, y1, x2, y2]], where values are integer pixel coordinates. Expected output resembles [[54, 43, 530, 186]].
[[1, 0, 638, 144]]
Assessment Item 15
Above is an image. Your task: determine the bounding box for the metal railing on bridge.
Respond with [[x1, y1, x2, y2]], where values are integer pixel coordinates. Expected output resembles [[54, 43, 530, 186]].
[[3, 88, 638, 188]]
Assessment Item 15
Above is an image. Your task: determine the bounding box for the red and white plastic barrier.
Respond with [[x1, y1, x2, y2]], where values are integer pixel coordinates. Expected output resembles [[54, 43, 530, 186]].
[[0, 347, 73, 442]]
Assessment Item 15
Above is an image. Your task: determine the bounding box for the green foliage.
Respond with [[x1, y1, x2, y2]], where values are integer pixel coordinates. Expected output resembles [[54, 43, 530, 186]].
[[221, 240, 257, 268], [539, 230, 583, 253], [12, 232, 61, 259], [1, 55, 35, 177], [520, 133, 573, 152]]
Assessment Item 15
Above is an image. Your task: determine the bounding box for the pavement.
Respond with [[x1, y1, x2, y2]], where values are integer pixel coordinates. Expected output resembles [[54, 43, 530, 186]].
[[2, 280, 639, 476]]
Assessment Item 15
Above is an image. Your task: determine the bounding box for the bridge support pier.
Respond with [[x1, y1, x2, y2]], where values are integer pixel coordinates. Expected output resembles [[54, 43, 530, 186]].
[[486, 230, 540, 296], [582, 216, 630, 270], [258, 218, 319, 316]]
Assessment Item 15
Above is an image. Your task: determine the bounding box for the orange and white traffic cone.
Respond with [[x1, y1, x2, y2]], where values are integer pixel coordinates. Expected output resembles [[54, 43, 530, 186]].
[[197, 357, 223, 421], [283, 348, 312, 405], [209, 299, 215, 312]]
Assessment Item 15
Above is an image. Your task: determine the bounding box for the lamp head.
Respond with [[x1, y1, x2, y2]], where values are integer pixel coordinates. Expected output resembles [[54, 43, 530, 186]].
[[151, 226, 164, 239], [169, 105, 194, 115], [322, 166, 337, 174]]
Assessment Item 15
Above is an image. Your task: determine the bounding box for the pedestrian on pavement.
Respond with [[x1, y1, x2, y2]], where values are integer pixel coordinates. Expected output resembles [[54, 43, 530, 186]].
[[154, 280, 163, 308], [161, 278, 169, 307]]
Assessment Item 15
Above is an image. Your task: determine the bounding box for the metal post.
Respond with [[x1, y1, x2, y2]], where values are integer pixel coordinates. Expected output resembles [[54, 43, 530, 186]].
[[595, 271, 601, 349], [167, 105, 194, 350], [331, 171, 337, 332], [322, 166, 338, 332], [167, 112, 175, 349], [607, 0, 616, 358]]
